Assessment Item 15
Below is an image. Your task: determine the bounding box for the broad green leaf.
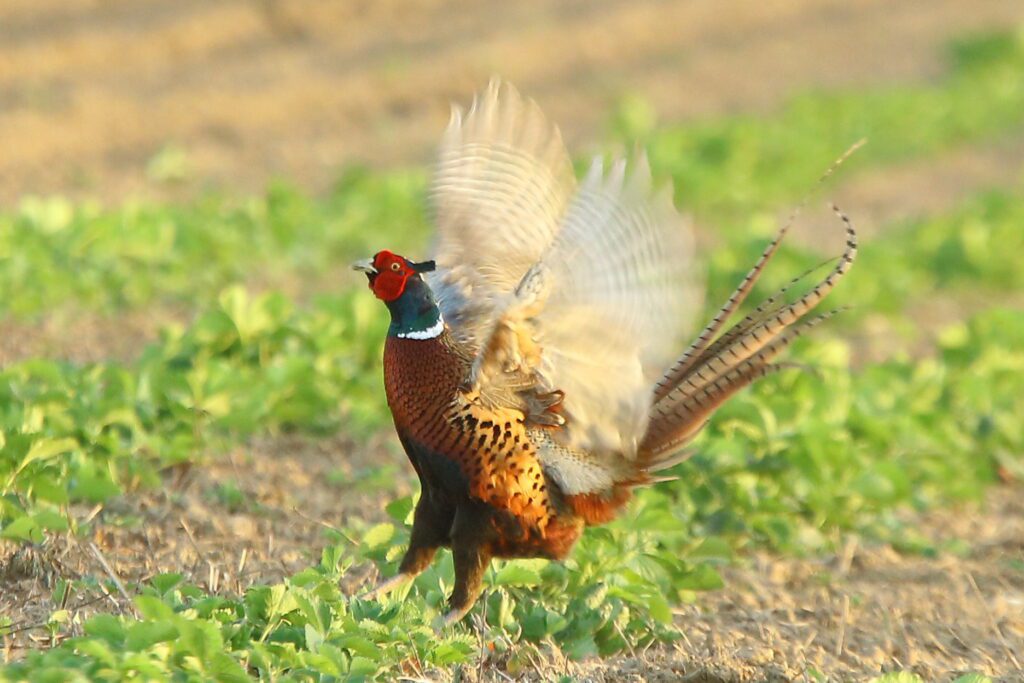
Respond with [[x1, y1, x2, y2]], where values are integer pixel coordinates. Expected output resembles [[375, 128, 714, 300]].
[[134, 595, 175, 621], [84, 614, 126, 645], [32, 509, 69, 531], [0, 515, 42, 543], [361, 523, 394, 549], [125, 620, 179, 650], [493, 561, 546, 587], [870, 674, 924, 683]]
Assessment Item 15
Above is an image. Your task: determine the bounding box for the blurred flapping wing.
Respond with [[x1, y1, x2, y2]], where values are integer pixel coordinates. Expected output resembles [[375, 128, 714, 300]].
[[427, 78, 576, 354], [467, 154, 701, 458]]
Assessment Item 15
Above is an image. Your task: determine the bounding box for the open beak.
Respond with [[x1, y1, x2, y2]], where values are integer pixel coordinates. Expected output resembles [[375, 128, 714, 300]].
[[351, 258, 377, 274]]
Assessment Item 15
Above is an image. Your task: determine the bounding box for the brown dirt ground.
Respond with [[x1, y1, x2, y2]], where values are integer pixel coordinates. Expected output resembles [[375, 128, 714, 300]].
[[1, 0, 1023, 204], [1, 434, 1021, 680], [0, 306, 188, 366], [0, 433, 410, 658]]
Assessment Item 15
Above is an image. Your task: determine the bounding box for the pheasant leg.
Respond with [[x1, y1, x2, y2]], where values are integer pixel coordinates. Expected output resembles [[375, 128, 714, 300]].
[[438, 503, 494, 626], [362, 492, 454, 599]]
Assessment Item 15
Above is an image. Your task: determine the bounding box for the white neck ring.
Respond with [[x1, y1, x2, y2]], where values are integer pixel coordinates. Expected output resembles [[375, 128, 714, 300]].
[[397, 313, 445, 340]]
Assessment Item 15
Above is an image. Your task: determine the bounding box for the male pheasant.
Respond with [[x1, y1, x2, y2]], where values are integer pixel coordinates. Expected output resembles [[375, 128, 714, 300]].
[[353, 80, 856, 625]]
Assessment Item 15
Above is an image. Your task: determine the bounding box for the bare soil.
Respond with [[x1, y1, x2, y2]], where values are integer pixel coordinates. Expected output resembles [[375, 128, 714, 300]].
[[579, 493, 1024, 682], [1, 0, 1022, 204], [0, 306, 188, 366], [0, 433, 410, 658]]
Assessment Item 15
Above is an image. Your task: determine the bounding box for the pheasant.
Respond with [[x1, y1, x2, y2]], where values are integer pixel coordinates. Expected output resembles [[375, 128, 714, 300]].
[[353, 80, 856, 625]]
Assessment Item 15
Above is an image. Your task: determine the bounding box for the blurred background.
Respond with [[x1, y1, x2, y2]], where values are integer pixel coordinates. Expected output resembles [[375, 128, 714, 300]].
[[2, 1, 1024, 679], [2, 0, 1022, 202]]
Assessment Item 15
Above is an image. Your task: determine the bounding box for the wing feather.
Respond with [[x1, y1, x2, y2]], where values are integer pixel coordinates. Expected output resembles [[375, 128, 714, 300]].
[[466, 153, 701, 461], [427, 78, 576, 353], [530, 155, 701, 456]]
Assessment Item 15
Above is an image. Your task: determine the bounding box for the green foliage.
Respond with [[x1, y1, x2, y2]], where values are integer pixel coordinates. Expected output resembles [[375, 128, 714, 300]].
[[1, 554, 476, 681], [2, 30, 1023, 321], [872, 674, 993, 683], [616, 28, 1024, 218], [950, 674, 994, 683], [2, 303, 1021, 676], [669, 307, 1024, 552], [1, 288, 389, 535], [870, 674, 925, 683], [0, 171, 427, 318], [701, 189, 1024, 327]]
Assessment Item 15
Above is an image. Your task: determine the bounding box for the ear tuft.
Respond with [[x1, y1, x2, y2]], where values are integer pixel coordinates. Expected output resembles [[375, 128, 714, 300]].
[[412, 260, 436, 273]]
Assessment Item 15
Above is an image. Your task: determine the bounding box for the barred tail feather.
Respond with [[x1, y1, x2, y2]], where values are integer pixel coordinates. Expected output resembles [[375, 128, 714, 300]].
[[693, 254, 838, 365], [651, 218, 790, 403], [642, 363, 785, 462], [639, 204, 856, 465], [652, 139, 864, 404]]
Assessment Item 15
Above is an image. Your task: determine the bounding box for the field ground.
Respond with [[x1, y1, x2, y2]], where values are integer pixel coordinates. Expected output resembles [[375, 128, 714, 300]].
[[3, 436, 1022, 680], [1, 0, 1022, 203], [2, 1, 1024, 681]]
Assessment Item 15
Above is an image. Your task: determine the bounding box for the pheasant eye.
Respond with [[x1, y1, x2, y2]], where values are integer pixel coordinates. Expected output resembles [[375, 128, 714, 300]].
[[390, 262, 402, 272]]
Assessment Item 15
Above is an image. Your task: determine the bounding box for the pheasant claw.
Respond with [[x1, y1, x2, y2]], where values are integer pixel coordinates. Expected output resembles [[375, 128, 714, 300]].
[[433, 605, 473, 633], [359, 572, 414, 600]]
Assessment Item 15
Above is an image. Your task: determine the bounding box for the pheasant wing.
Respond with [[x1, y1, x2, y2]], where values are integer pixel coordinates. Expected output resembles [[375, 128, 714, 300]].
[[467, 154, 702, 466], [427, 79, 576, 354]]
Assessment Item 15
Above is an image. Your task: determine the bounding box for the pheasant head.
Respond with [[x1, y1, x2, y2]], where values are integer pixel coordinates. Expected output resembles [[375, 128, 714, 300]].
[[352, 250, 442, 339]]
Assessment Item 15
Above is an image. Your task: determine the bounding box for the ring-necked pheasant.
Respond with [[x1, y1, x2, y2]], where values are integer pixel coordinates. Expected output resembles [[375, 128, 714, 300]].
[[353, 80, 856, 625]]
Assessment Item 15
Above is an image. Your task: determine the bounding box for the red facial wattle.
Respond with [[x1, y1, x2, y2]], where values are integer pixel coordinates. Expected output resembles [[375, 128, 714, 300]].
[[370, 250, 415, 302]]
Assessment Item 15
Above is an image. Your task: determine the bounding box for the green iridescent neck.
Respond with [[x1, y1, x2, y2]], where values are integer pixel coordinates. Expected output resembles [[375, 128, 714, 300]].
[[385, 276, 444, 339]]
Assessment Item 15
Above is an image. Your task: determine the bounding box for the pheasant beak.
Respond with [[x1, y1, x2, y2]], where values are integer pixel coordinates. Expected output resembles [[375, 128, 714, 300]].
[[351, 258, 377, 274]]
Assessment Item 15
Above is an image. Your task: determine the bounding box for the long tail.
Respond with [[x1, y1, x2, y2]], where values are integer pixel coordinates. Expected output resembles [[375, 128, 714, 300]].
[[639, 204, 857, 464]]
